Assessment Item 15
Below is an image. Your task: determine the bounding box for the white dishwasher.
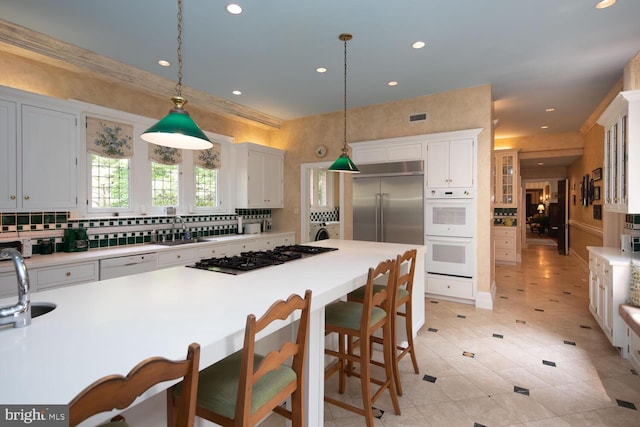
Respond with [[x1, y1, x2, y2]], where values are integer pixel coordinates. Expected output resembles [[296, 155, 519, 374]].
[[99, 253, 158, 280]]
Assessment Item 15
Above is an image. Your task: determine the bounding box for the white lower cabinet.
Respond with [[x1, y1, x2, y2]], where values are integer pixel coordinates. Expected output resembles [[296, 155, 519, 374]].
[[426, 273, 474, 300], [33, 261, 98, 291], [587, 247, 631, 351], [156, 247, 199, 268], [629, 326, 640, 372], [0, 270, 21, 298], [494, 226, 517, 263]]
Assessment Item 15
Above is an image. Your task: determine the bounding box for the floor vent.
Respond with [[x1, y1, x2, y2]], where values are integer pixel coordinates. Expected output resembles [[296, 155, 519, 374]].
[[409, 112, 427, 122]]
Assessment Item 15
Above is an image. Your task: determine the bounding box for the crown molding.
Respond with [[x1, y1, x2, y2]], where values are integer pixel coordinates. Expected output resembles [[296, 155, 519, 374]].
[[0, 19, 283, 130]]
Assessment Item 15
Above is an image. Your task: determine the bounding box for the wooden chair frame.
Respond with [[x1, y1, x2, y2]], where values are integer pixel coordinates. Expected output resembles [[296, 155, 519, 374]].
[[69, 343, 200, 427], [348, 249, 419, 396], [191, 290, 312, 427], [324, 259, 400, 427]]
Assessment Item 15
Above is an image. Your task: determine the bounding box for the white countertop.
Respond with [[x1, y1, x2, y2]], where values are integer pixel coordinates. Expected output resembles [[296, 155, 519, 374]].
[[587, 246, 640, 265], [0, 239, 425, 420], [0, 231, 294, 273]]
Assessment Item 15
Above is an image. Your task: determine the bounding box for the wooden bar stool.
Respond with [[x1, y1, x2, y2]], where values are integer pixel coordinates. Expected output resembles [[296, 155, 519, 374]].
[[69, 343, 200, 427], [169, 290, 312, 427], [324, 259, 401, 427], [348, 249, 419, 396]]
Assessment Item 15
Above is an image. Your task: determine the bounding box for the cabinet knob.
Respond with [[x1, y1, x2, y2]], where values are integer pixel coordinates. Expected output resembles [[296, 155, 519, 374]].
[[66, 272, 71, 277], [24, 195, 30, 200], [176, 255, 181, 259], [10, 195, 16, 200]]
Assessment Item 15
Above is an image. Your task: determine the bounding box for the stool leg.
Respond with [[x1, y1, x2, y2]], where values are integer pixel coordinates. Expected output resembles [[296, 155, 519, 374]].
[[404, 302, 419, 375], [383, 317, 401, 415], [359, 335, 375, 427]]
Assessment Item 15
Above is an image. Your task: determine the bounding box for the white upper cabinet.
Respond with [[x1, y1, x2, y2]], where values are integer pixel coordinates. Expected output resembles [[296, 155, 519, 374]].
[[426, 138, 474, 189], [0, 91, 78, 211], [351, 140, 422, 164], [493, 149, 519, 207], [597, 90, 640, 213], [235, 142, 284, 208]]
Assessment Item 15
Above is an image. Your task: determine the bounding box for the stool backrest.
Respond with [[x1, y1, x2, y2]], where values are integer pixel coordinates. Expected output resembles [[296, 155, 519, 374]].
[[396, 249, 417, 297], [69, 342, 200, 427], [235, 290, 312, 424]]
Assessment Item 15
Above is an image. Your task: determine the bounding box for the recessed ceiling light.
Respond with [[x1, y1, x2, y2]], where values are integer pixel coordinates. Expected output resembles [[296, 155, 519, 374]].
[[226, 3, 242, 14], [540, 125, 549, 129], [388, 81, 398, 87], [412, 41, 426, 49], [232, 90, 242, 96], [158, 60, 170, 67], [316, 67, 327, 73], [545, 107, 555, 112], [596, 0, 616, 9]]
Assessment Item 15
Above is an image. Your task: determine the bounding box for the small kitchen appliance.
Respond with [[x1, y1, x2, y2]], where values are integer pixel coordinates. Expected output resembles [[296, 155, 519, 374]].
[[63, 228, 89, 252], [244, 223, 261, 234], [0, 238, 32, 259]]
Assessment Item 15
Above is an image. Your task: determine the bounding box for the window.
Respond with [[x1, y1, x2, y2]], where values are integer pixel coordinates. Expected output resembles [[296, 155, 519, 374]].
[[149, 144, 182, 208], [309, 168, 333, 208], [195, 167, 218, 207], [86, 117, 133, 211], [193, 144, 222, 209], [91, 155, 129, 208], [151, 162, 179, 207]]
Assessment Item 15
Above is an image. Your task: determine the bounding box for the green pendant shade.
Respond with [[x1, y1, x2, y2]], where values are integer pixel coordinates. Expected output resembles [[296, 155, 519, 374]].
[[141, 96, 212, 149], [328, 152, 359, 173]]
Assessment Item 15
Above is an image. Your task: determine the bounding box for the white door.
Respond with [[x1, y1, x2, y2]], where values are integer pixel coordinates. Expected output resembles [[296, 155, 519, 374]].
[[448, 139, 473, 188], [21, 105, 77, 210], [0, 99, 17, 209], [246, 149, 264, 207], [426, 141, 449, 188]]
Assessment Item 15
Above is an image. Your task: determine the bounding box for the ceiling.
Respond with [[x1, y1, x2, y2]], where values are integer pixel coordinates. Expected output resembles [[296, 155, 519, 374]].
[[1, 0, 639, 140]]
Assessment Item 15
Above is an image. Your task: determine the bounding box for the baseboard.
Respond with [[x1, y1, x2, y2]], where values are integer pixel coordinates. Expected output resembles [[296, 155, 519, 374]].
[[475, 281, 495, 310]]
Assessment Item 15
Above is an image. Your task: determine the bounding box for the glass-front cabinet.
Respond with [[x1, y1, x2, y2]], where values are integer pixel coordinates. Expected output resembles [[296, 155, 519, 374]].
[[597, 90, 639, 213], [493, 149, 519, 207]]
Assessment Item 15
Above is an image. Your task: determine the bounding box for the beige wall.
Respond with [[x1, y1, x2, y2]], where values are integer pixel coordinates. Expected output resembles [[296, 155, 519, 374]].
[[495, 132, 583, 152], [273, 85, 494, 296], [0, 51, 275, 146], [1, 48, 494, 302]]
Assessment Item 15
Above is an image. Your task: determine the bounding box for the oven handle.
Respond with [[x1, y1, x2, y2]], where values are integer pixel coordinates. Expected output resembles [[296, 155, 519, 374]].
[[425, 235, 474, 243]]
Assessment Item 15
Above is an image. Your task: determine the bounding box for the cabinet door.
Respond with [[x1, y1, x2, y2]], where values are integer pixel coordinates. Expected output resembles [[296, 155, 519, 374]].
[[263, 152, 283, 208], [0, 99, 17, 209], [21, 105, 77, 210], [426, 141, 449, 188], [448, 139, 473, 188], [246, 150, 265, 207]]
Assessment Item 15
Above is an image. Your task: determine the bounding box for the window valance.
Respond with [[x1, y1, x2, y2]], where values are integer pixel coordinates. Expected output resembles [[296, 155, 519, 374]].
[[149, 144, 182, 165], [194, 143, 222, 170], [86, 117, 134, 159]]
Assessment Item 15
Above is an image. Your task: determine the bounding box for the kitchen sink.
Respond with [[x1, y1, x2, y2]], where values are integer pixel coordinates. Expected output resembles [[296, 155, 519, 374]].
[[155, 237, 220, 246], [31, 302, 56, 319]]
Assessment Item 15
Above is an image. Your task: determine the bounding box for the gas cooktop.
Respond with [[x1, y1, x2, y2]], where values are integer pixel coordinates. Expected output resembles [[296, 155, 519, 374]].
[[187, 245, 338, 275]]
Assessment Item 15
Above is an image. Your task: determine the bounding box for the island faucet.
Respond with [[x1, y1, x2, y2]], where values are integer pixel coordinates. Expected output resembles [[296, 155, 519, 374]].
[[0, 248, 31, 328], [171, 215, 188, 241]]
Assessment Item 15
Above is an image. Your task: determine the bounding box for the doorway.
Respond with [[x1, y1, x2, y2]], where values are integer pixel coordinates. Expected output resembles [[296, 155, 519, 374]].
[[300, 162, 344, 243]]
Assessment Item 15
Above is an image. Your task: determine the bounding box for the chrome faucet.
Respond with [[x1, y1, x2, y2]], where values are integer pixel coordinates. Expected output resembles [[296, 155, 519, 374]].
[[0, 248, 31, 328], [172, 215, 188, 240]]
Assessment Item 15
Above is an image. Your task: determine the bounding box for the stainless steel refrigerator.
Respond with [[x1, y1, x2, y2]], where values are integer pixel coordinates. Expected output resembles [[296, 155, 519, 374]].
[[352, 161, 424, 245]]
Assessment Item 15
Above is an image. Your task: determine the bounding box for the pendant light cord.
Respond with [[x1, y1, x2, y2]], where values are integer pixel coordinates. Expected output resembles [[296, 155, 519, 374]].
[[343, 36, 348, 153], [175, 0, 183, 97]]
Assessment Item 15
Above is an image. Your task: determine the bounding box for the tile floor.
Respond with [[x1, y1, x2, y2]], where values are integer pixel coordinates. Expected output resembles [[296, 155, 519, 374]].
[[264, 243, 640, 426]]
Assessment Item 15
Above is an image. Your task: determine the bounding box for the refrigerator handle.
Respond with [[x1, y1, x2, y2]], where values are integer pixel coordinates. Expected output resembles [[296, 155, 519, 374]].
[[380, 193, 388, 242], [375, 193, 381, 242]]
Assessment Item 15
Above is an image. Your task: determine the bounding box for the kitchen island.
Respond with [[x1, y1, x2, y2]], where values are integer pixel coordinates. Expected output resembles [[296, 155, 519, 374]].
[[0, 239, 425, 426]]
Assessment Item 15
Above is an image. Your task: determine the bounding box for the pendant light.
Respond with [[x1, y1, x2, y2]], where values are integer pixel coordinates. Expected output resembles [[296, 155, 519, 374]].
[[141, 0, 212, 150], [328, 33, 359, 173]]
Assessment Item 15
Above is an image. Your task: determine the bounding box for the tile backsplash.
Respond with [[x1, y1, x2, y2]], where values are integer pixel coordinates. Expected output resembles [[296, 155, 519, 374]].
[[0, 209, 271, 254], [309, 207, 340, 223]]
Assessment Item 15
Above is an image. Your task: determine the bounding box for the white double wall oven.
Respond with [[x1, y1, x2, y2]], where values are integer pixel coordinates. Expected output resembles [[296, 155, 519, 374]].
[[424, 189, 476, 279]]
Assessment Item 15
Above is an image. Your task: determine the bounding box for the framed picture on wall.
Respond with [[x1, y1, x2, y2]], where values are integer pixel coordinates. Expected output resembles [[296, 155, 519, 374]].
[[589, 178, 595, 205], [593, 167, 602, 181], [593, 186, 601, 201], [593, 204, 602, 220], [582, 174, 589, 206]]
